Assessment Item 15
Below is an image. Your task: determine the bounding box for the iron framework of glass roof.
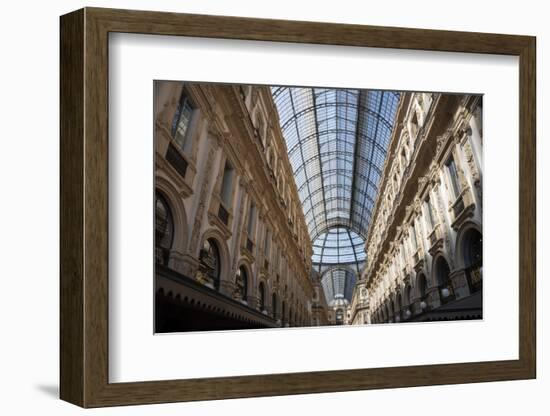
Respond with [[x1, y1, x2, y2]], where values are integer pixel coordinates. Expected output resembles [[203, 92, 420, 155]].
[[271, 87, 400, 302], [272, 87, 400, 241], [312, 227, 365, 272]]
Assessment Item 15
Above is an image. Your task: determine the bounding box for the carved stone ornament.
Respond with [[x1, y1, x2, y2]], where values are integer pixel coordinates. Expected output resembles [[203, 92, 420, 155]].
[[462, 139, 481, 184], [207, 129, 222, 149], [239, 176, 249, 191], [189, 144, 217, 254], [436, 134, 446, 153], [459, 122, 473, 139], [414, 197, 422, 213], [194, 269, 212, 286], [434, 185, 445, 220], [429, 161, 440, 182], [458, 167, 469, 191], [230, 193, 247, 274], [418, 175, 428, 190]]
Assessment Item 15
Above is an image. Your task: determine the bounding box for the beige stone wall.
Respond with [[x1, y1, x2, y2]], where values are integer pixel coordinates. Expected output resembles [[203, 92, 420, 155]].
[[349, 280, 370, 325], [310, 270, 331, 326]]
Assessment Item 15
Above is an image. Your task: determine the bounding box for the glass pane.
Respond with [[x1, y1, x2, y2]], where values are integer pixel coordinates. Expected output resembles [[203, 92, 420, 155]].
[[172, 93, 193, 151], [271, 86, 400, 306]]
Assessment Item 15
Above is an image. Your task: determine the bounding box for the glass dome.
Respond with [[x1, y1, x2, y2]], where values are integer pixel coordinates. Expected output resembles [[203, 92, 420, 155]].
[[312, 227, 365, 267]]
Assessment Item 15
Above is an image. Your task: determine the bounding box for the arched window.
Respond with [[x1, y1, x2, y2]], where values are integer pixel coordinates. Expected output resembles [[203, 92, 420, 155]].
[[465, 231, 483, 267], [272, 293, 278, 319], [199, 238, 221, 290], [435, 257, 454, 303], [463, 228, 483, 293], [155, 192, 174, 266], [258, 281, 266, 311], [235, 266, 248, 301]]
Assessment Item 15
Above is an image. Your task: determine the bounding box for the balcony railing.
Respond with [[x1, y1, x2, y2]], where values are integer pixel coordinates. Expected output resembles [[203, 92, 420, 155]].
[[452, 195, 465, 218], [427, 223, 443, 255], [218, 204, 229, 225], [413, 249, 424, 272], [166, 143, 188, 179]]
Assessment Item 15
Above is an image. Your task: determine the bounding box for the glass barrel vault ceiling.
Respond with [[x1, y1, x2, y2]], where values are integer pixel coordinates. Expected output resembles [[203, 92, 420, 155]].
[[321, 268, 357, 307], [271, 87, 400, 300]]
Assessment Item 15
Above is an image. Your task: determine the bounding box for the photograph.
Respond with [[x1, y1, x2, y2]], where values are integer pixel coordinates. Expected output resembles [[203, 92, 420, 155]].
[[153, 81, 483, 333]]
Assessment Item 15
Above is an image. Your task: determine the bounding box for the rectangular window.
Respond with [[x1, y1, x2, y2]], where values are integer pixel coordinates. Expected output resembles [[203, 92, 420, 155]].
[[424, 197, 434, 229], [247, 202, 256, 237], [411, 222, 418, 249], [264, 229, 271, 257], [221, 161, 235, 207], [171, 89, 194, 153], [446, 156, 460, 198]]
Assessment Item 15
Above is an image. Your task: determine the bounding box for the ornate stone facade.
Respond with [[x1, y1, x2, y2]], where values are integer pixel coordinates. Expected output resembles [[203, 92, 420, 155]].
[[155, 81, 314, 331], [361, 92, 483, 323]]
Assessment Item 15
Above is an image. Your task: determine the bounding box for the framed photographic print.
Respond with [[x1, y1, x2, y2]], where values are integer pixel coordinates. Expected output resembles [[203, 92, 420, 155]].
[[60, 7, 536, 408]]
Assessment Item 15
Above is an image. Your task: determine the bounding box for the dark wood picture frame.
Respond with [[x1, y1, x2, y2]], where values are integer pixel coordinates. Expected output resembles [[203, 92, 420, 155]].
[[60, 7, 536, 408]]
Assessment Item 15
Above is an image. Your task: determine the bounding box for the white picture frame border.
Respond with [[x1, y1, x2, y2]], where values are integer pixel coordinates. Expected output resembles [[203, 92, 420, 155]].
[[108, 32, 519, 383]]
